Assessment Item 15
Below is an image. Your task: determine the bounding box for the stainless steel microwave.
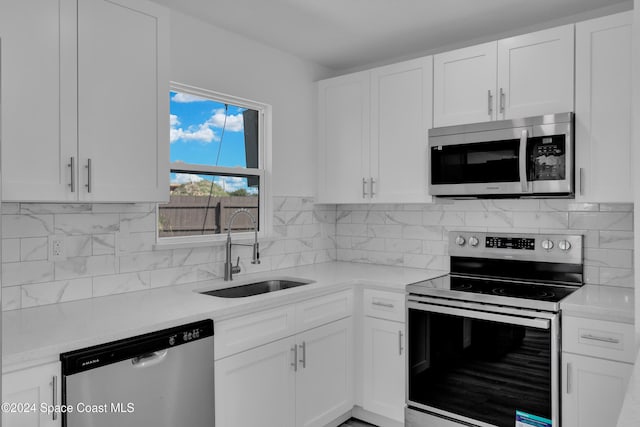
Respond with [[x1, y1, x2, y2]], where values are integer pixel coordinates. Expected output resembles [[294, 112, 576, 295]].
[[429, 112, 574, 198]]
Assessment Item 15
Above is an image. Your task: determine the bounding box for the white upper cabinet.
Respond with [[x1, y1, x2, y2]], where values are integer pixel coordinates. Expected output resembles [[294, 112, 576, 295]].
[[317, 57, 432, 204], [77, 0, 169, 202], [0, 0, 169, 203], [433, 42, 497, 126], [433, 24, 574, 127], [574, 11, 633, 202], [498, 25, 574, 120], [0, 0, 78, 202], [370, 57, 433, 203], [317, 71, 370, 204]]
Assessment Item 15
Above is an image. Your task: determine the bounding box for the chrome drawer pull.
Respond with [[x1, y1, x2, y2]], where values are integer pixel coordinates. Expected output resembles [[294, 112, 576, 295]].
[[52, 375, 58, 421], [372, 301, 394, 308], [580, 333, 620, 344], [398, 331, 404, 355], [291, 345, 298, 372]]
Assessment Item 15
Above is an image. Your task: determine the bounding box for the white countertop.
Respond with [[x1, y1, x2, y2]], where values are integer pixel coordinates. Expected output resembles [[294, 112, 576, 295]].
[[2, 261, 445, 370], [560, 284, 635, 324]]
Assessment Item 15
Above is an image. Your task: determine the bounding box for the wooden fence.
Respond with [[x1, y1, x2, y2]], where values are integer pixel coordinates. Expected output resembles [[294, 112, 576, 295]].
[[158, 196, 259, 237]]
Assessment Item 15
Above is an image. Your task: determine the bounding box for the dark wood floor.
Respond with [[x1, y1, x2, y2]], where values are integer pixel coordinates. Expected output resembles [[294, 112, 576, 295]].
[[339, 419, 377, 427]]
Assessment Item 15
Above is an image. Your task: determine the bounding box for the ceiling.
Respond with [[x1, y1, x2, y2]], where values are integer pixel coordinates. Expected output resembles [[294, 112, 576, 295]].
[[151, 0, 630, 72]]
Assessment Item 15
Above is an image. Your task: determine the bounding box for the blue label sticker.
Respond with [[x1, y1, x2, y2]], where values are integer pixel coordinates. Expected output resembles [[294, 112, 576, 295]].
[[515, 410, 552, 427]]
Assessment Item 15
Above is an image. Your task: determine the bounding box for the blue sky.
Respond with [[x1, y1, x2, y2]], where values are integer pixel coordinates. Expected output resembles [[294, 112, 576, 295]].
[[169, 91, 257, 193]]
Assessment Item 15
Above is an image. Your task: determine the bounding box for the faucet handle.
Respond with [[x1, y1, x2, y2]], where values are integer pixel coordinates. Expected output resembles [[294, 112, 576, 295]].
[[232, 256, 241, 274]]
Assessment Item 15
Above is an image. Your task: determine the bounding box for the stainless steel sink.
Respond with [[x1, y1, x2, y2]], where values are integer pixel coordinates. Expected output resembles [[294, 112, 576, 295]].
[[200, 279, 314, 298]]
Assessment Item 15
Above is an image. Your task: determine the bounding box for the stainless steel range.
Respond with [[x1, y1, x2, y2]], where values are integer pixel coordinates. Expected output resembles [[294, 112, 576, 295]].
[[406, 231, 583, 427]]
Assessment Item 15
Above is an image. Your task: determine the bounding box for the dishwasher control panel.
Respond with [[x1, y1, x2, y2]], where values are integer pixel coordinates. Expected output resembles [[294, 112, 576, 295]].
[[61, 319, 214, 375]]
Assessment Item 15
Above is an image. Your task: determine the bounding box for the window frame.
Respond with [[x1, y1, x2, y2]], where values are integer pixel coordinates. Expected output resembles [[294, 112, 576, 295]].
[[156, 82, 272, 247]]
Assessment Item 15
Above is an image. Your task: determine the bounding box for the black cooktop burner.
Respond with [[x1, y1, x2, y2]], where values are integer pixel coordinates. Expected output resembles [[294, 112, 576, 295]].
[[450, 276, 576, 303]]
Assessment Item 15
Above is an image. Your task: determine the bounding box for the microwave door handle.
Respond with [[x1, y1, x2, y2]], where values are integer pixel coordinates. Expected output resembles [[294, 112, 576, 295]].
[[519, 129, 529, 192]]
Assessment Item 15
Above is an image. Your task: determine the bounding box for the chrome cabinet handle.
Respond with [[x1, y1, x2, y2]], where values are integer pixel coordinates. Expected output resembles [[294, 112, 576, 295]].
[[370, 177, 375, 197], [580, 333, 620, 344], [299, 341, 306, 369], [85, 158, 92, 193], [398, 331, 404, 356], [362, 177, 368, 199], [566, 362, 572, 394], [68, 157, 76, 192], [52, 375, 58, 421], [579, 168, 585, 196], [487, 90, 493, 116], [291, 345, 298, 372], [519, 129, 529, 192], [499, 88, 505, 114], [372, 301, 394, 308]]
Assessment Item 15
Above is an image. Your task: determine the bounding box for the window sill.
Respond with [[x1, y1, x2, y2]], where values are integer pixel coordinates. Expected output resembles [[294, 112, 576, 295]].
[[153, 231, 277, 251]]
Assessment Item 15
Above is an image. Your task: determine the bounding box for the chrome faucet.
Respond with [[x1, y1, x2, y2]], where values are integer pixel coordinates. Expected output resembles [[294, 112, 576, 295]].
[[224, 209, 260, 281]]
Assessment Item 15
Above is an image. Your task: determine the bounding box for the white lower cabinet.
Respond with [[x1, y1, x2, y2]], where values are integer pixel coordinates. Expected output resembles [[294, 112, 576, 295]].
[[362, 317, 405, 423], [562, 353, 632, 427], [215, 337, 297, 427], [561, 315, 634, 427], [214, 293, 354, 427], [2, 362, 61, 427]]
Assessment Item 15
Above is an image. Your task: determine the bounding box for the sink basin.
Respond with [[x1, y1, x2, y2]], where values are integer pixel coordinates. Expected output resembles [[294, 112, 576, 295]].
[[200, 279, 314, 298]]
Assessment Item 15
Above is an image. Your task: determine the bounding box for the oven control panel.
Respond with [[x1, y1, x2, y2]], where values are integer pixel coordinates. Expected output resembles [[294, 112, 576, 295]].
[[449, 231, 582, 264]]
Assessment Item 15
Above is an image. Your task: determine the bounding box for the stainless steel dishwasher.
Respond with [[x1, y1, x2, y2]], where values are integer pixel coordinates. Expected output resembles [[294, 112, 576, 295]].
[[60, 319, 214, 427]]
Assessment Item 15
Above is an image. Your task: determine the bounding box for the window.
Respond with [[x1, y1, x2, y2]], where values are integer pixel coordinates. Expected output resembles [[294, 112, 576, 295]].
[[158, 83, 270, 243]]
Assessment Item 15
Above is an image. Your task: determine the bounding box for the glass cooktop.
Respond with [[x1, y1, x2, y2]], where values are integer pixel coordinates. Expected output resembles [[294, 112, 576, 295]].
[[450, 276, 577, 303]]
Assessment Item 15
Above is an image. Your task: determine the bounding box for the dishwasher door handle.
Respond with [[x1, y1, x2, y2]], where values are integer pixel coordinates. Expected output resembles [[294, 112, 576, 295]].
[[131, 349, 169, 368]]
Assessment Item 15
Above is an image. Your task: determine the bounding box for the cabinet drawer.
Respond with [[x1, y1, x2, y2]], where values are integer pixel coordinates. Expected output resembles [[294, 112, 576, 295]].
[[295, 290, 353, 332], [215, 305, 296, 360], [363, 289, 405, 322], [562, 316, 635, 363]]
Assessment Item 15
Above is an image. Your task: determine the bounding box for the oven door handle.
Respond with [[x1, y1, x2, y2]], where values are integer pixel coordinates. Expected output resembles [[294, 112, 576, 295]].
[[407, 301, 551, 330]]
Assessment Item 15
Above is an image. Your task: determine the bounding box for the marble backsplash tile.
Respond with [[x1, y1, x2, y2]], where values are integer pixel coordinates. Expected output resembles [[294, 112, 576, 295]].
[[335, 199, 634, 288], [1, 197, 336, 310], [1, 197, 634, 311]]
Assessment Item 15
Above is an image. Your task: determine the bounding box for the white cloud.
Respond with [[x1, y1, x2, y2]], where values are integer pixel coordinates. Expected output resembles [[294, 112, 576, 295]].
[[170, 122, 218, 144], [170, 114, 180, 127], [215, 176, 257, 194], [172, 92, 208, 103], [172, 173, 204, 184], [208, 109, 244, 132]]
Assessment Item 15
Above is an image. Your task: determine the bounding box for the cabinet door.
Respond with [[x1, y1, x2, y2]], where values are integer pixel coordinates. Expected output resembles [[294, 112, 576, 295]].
[[370, 57, 433, 203], [0, 0, 77, 202], [296, 317, 354, 427], [362, 317, 405, 423], [575, 12, 632, 202], [562, 353, 632, 427], [317, 72, 370, 203], [497, 25, 574, 120], [215, 337, 296, 427], [2, 362, 61, 427], [433, 42, 497, 127], [77, 0, 169, 202]]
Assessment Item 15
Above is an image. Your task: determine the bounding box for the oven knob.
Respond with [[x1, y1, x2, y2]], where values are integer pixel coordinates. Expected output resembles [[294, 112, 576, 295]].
[[541, 239, 554, 250], [558, 240, 572, 251], [455, 236, 466, 246], [468, 236, 479, 247]]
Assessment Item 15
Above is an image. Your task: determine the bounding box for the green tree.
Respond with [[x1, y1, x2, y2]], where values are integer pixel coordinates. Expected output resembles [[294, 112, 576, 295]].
[[228, 188, 249, 196], [171, 180, 228, 196]]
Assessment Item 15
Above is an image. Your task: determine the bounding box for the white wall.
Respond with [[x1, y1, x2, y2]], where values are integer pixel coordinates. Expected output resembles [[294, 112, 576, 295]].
[[169, 10, 332, 197]]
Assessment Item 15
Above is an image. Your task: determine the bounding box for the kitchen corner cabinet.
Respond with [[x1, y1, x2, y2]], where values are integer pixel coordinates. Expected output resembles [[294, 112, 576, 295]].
[[433, 24, 574, 127], [561, 316, 635, 427], [317, 56, 432, 204], [2, 362, 62, 427], [0, 0, 169, 203], [574, 11, 633, 202]]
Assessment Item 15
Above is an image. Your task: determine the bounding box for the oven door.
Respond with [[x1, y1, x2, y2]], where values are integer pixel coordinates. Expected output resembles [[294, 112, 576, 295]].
[[406, 298, 559, 427]]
